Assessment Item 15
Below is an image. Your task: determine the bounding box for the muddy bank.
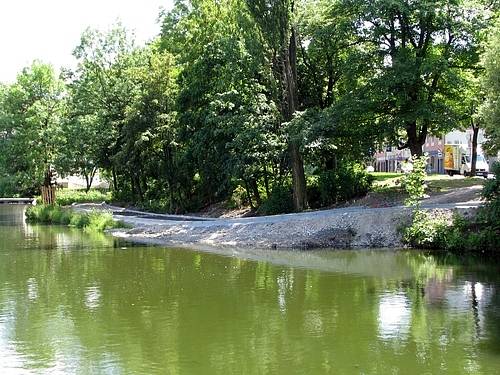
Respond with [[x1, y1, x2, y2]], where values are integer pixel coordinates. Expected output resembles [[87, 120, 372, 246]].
[[107, 203, 479, 250]]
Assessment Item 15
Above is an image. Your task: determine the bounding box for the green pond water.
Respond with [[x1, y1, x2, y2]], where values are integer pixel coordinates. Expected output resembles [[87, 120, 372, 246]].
[[0, 205, 500, 374]]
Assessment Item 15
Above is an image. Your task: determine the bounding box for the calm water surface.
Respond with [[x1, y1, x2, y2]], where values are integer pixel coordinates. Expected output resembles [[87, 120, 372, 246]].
[[1, 205, 499, 374]]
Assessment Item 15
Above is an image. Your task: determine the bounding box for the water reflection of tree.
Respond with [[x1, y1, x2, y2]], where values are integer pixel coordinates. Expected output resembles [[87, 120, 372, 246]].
[[1, 231, 500, 373]]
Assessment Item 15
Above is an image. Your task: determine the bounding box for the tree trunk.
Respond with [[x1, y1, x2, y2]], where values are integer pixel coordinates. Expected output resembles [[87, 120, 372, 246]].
[[263, 166, 270, 197], [130, 176, 136, 198], [404, 121, 426, 156], [243, 179, 254, 209], [250, 178, 262, 206], [169, 183, 174, 213], [43, 169, 52, 188], [409, 142, 424, 156], [283, 27, 307, 211], [135, 175, 144, 202], [112, 167, 118, 191], [84, 172, 90, 193], [471, 124, 479, 176], [290, 140, 307, 211], [84, 167, 97, 192]]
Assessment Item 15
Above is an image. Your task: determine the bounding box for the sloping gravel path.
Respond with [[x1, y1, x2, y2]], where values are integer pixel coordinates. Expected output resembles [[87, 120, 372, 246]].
[[73, 200, 481, 250]]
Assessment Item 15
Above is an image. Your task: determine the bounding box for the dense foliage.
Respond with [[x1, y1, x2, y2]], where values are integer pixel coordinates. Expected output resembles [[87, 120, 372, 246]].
[[1, 1, 499, 214]]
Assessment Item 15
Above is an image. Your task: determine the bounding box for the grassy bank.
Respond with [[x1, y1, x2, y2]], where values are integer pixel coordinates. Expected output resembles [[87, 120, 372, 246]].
[[26, 205, 126, 232]]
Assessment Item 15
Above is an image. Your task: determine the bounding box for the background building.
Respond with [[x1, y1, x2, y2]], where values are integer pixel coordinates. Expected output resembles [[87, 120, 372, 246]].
[[374, 130, 489, 174]]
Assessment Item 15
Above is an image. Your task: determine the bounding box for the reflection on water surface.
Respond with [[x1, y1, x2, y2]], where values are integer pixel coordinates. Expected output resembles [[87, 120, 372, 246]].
[[0, 205, 499, 374]]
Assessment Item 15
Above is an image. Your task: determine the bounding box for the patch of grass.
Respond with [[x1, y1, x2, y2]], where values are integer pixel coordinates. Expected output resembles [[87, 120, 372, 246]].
[[54, 189, 112, 206], [426, 175, 486, 192], [26, 205, 126, 232], [372, 178, 404, 193], [369, 172, 403, 182], [369, 173, 485, 198]]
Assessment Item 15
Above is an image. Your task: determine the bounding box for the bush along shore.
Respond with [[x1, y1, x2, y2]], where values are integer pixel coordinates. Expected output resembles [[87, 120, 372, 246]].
[[403, 158, 499, 253], [25, 204, 126, 232], [52, 189, 111, 206]]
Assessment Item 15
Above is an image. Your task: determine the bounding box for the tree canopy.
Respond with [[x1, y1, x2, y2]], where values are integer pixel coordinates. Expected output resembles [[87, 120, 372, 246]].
[[0, 0, 498, 211]]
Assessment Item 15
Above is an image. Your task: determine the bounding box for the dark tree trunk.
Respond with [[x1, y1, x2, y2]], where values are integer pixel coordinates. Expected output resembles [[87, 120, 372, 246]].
[[247, 0, 306, 211], [403, 121, 426, 156], [130, 176, 136, 198], [471, 124, 479, 176], [409, 142, 424, 156], [243, 179, 254, 209], [135, 175, 144, 201], [164, 145, 175, 212], [43, 169, 52, 188], [324, 55, 335, 108], [112, 167, 118, 191], [84, 173, 90, 193], [141, 173, 148, 197], [263, 166, 270, 197], [290, 140, 307, 210], [84, 167, 97, 193], [282, 27, 307, 211], [250, 178, 262, 205]]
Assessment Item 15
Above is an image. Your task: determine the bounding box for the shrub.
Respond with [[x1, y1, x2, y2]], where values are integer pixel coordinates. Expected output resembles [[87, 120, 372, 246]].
[[403, 210, 451, 249], [403, 209, 499, 252], [258, 185, 294, 215], [480, 162, 500, 227], [402, 154, 427, 207], [307, 163, 374, 208], [25, 205, 49, 223], [0, 176, 18, 198], [55, 189, 111, 206], [403, 163, 500, 252], [227, 185, 249, 209], [26, 205, 125, 232], [69, 211, 90, 227], [138, 198, 172, 213], [86, 211, 118, 232]]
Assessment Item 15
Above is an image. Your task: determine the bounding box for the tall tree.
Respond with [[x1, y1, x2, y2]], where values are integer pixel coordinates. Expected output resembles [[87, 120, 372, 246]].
[[246, 0, 308, 211], [69, 25, 137, 193], [0, 62, 65, 194], [161, 0, 285, 209], [348, 0, 493, 155]]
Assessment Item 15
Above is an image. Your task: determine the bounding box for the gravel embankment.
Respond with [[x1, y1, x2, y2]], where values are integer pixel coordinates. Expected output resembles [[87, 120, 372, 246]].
[[74, 202, 481, 250]]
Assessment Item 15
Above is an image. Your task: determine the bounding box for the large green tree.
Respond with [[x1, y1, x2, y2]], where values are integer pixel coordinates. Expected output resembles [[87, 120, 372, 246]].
[[347, 0, 493, 155], [68, 25, 141, 194], [0, 62, 65, 195], [68, 26, 181, 205], [161, 0, 286, 209]]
